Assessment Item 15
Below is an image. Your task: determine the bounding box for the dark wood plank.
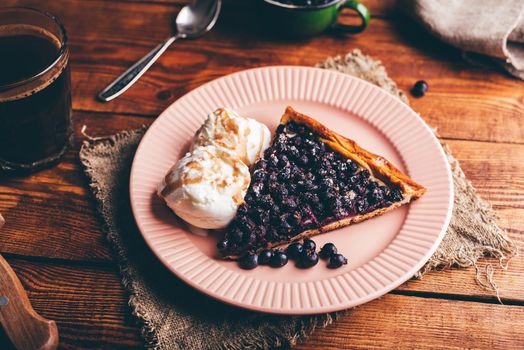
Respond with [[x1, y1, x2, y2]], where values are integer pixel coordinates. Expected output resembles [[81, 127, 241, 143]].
[[294, 294, 524, 350], [4, 257, 523, 350], [0, 1, 522, 349], [1, 115, 522, 262], [5, 0, 524, 144], [70, 15, 524, 146], [0, 112, 151, 262], [114, 0, 397, 19], [4, 258, 143, 350], [0, 255, 59, 350], [1, 113, 523, 303], [2, 109, 521, 265]]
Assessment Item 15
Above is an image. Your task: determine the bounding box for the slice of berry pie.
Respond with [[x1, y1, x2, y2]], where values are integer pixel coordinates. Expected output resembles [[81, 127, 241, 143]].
[[218, 106, 426, 259]]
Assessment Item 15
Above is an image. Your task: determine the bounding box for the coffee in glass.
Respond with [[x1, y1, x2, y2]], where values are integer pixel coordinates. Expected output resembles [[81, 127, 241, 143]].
[[0, 7, 72, 174]]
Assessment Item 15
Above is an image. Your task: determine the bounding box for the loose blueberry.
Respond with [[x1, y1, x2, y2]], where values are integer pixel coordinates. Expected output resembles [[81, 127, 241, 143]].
[[328, 254, 348, 269], [286, 242, 304, 260], [239, 253, 258, 270], [270, 250, 289, 268], [303, 238, 316, 252], [411, 80, 428, 97], [319, 243, 337, 259], [258, 249, 273, 265], [298, 250, 319, 268], [251, 181, 265, 198]]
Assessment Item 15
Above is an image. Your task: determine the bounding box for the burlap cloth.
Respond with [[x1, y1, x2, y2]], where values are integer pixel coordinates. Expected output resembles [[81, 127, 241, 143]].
[[80, 50, 517, 349], [404, 0, 524, 79]]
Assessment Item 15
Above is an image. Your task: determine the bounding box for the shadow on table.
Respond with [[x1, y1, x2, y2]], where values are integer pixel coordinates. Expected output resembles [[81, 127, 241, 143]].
[[79, 127, 331, 349]]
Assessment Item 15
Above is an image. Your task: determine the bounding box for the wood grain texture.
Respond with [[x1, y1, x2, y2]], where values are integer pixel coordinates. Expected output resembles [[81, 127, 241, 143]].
[[84, 0, 398, 19], [294, 294, 524, 350], [2, 257, 523, 350], [2, 258, 142, 350], [0, 115, 523, 306], [0, 112, 150, 262], [0, 255, 58, 350], [4, 0, 524, 144], [0, 0, 523, 348], [1, 120, 522, 263]]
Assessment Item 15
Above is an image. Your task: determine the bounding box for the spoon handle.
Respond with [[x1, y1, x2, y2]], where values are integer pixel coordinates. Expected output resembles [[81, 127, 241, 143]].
[[98, 35, 179, 102]]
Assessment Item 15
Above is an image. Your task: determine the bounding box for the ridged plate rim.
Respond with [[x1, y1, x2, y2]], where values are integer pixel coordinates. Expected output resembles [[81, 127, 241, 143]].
[[130, 66, 453, 315]]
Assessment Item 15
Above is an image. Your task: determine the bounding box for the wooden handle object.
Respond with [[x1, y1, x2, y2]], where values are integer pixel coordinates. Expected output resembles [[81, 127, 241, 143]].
[[0, 215, 59, 350]]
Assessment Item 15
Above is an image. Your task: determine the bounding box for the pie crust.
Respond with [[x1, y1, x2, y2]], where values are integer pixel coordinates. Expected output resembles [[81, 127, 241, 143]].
[[276, 107, 426, 237], [221, 106, 427, 259]]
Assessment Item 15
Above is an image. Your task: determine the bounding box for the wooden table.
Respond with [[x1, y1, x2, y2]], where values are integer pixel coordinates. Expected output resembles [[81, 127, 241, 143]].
[[1, 0, 523, 348]]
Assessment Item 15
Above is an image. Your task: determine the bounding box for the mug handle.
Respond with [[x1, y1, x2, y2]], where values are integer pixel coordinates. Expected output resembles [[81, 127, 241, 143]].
[[332, 0, 370, 34]]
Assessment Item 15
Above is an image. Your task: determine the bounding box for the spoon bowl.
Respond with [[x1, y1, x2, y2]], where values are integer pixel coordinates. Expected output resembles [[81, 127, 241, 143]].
[[177, 0, 221, 38]]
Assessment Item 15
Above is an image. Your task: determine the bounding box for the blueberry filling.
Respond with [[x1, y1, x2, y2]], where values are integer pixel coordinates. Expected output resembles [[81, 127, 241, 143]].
[[218, 121, 404, 257]]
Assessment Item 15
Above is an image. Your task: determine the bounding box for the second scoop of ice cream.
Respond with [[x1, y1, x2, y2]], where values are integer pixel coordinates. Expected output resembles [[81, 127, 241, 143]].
[[191, 108, 271, 167]]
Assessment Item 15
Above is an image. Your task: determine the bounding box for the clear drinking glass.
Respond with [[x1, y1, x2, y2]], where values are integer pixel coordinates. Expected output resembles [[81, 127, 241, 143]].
[[0, 7, 72, 174]]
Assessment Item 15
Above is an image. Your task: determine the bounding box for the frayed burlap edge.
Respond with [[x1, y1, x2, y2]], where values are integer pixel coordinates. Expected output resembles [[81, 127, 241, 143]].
[[80, 127, 162, 349], [317, 50, 517, 294], [414, 143, 518, 298], [316, 49, 410, 104], [79, 49, 517, 349], [80, 127, 340, 350]]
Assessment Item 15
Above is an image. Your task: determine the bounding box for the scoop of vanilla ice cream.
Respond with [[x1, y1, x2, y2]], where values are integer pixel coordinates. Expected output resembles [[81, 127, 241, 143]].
[[158, 145, 250, 229], [191, 108, 271, 166]]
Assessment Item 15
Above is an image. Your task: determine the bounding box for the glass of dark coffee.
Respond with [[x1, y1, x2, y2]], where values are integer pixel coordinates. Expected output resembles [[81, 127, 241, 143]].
[[0, 7, 72, 174]]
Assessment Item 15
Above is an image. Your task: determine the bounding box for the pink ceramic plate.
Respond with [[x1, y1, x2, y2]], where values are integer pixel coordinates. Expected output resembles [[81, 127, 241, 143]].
[[130, 66, 453, 314]]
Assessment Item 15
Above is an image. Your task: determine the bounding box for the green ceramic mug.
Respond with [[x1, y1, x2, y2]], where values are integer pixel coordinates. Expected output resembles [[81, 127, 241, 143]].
[[262, 0, 371, 37]]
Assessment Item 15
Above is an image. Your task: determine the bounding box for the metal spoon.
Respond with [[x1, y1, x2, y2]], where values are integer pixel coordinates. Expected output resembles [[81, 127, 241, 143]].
[[98, 0, 222, 102]]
